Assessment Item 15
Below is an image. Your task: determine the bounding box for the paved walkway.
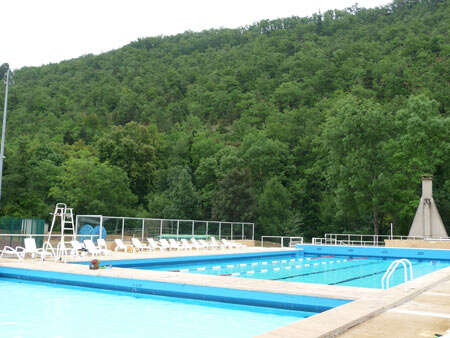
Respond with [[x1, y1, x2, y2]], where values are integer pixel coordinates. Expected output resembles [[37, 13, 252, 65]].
[[339, 280, 450, 338]]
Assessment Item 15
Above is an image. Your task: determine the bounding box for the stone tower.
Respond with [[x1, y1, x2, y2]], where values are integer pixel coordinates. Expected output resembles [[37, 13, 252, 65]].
[[408, 175, 447, 238]]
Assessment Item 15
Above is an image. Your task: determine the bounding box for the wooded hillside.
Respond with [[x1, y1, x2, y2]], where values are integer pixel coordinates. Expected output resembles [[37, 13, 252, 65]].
[[1, 0, 449, 237]]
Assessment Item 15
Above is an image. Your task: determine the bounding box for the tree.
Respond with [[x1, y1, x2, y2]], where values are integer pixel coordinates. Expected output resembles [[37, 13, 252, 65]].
[[147, 166, 200, 219], [320, 95, 395, 235], [96, 122, 162, 205], [257, 176, 294, 236], [49, 151, 137, 215]]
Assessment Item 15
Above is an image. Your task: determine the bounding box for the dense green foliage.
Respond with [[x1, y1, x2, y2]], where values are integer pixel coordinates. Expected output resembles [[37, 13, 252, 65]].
[[1, 0, 449, 238]]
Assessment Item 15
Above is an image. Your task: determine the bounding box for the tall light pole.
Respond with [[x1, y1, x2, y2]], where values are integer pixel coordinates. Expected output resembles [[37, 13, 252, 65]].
[[0, 67, 12, 202]]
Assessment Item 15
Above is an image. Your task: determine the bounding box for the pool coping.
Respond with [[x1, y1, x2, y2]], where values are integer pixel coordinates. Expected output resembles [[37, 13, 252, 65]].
[[1, 246, 449, 337], [256, 265, 450, 338]]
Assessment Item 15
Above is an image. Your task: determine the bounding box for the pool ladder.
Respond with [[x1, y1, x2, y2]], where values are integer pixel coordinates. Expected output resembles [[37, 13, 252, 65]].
[[381, 259, 413, 289]]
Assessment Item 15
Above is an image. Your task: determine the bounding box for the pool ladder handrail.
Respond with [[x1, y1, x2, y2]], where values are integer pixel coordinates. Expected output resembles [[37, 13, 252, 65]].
[[381, 259, 413, 289]]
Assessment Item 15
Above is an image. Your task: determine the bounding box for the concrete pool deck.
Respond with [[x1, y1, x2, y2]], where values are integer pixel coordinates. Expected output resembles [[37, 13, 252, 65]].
[[1, 247, 449, 337]]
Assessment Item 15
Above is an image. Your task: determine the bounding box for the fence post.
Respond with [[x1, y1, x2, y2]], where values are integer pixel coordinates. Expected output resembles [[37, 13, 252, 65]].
[[177, 220, 180, 240], [141, 219, 145, 241], [241, 223, 244, 240], [192, 220, 194, 237], [219, 222, 221, 239], [99, 216, 103, 244], [206, 221, 208, 236], [252, 224, 254, 241], [231, 223, 233, 241], [160, 219, 163, 238], [121, 218, 125, 240]]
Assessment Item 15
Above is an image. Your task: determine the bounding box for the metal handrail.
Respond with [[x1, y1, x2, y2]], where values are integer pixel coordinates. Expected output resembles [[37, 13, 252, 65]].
[[381, 259, 413, 289], [311, 233, 450, 247]]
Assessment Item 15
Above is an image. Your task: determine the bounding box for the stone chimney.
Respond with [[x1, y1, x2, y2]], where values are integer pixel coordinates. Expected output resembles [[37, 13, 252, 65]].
[[408, 175, 447, 238]]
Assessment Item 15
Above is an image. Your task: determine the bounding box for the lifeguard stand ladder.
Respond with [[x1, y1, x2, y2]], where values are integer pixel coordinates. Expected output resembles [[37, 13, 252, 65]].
[[46, 203, 75, 258]]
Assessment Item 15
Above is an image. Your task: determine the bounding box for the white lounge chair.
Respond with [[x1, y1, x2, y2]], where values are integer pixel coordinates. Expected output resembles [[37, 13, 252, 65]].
[[0, 245, 24, 260], [219, 239, 235, 249], [24, 238, 54, 259], [168, 238, 184, 250], [147, 238, 164, 251], [70, 240, 86, 256], [132, 238, 151, 252], [83, 239, 101, 256], [114, 239, 134, 252], [190, 238, 207, 250], [198, 239, 213, 250], [222, 239, 246, 248], [180, 239, 195, 250], [55, 241, 73, 258], [158, 239, 171, 250], [210, 237, 226, 249], [97, 239, 113, 255]]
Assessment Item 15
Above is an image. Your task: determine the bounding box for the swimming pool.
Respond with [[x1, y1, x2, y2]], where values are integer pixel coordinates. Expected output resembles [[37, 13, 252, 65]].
[[100, 247, 450, 289], [0, 278, 310, 338], [0, 266, 350, 338]]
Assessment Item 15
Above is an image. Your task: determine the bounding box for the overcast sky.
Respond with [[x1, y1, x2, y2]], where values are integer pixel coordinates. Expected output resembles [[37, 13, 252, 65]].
[[2, 0, 391, 70]]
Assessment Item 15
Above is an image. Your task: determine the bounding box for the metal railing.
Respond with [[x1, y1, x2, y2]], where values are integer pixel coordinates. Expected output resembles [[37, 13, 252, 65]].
[[311, 233, 450, 247], [76, 215, 255, 242], [261, 236, 303, 248]]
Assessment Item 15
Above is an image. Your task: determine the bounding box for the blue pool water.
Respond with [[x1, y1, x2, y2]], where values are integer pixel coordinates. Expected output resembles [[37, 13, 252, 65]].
[[0, 278, 311, 338], [109, 252, 450, 289]]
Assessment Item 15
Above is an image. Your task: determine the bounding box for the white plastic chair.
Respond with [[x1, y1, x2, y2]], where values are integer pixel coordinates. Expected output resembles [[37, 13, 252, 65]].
[[97, 239, 112, 255], [132, 238, 151, 252], [114, 239, 134, 252], [158, 239, 171, 250], [222, 239, 246, 248], [147, 238, 164, 251], [190, 238, 207, 250], [70, 240, 86, 256], [24, 238, 54, 259], [198, 239, 213, 250], [210, 237, 226, 249], [83, 239, 101, 256], [180, 239, 195, 250], [168, 238, 184, 250], [0, 245, 24, 260]]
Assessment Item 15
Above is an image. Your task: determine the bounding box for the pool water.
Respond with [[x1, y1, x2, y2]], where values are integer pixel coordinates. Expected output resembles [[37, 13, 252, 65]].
[[126, 253, 450, 289], [0, 278, 311, 338]]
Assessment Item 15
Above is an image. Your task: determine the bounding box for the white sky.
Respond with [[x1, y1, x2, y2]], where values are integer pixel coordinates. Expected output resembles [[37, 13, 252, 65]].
[[2, 0, 391, 70]]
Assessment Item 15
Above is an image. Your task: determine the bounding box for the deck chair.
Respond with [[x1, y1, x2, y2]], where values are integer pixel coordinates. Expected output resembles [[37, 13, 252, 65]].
[[222, 239, 246, 248], [159, 238, 177, 250], [168, 238, 184, 250], [147, 238, 164, 251], [210, 237, 226, 249], [0, 246, 24, 261], [83, 239, 101, 256], [114, 239, 134, 252], [24, 238, 54, 259], [220, 239, 236, 249], [132, 238, 151, 252], [97, 239, 112, 255], [198, 239, 213, 250], [180, 239, 195, 250], [70, 240, 86, 256], [158, 239, 171, 250], [190, 238, 207, 250]]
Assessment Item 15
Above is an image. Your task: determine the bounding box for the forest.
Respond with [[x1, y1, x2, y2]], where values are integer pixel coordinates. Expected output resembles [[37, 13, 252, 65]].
[[0, 0, 448, 239]]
